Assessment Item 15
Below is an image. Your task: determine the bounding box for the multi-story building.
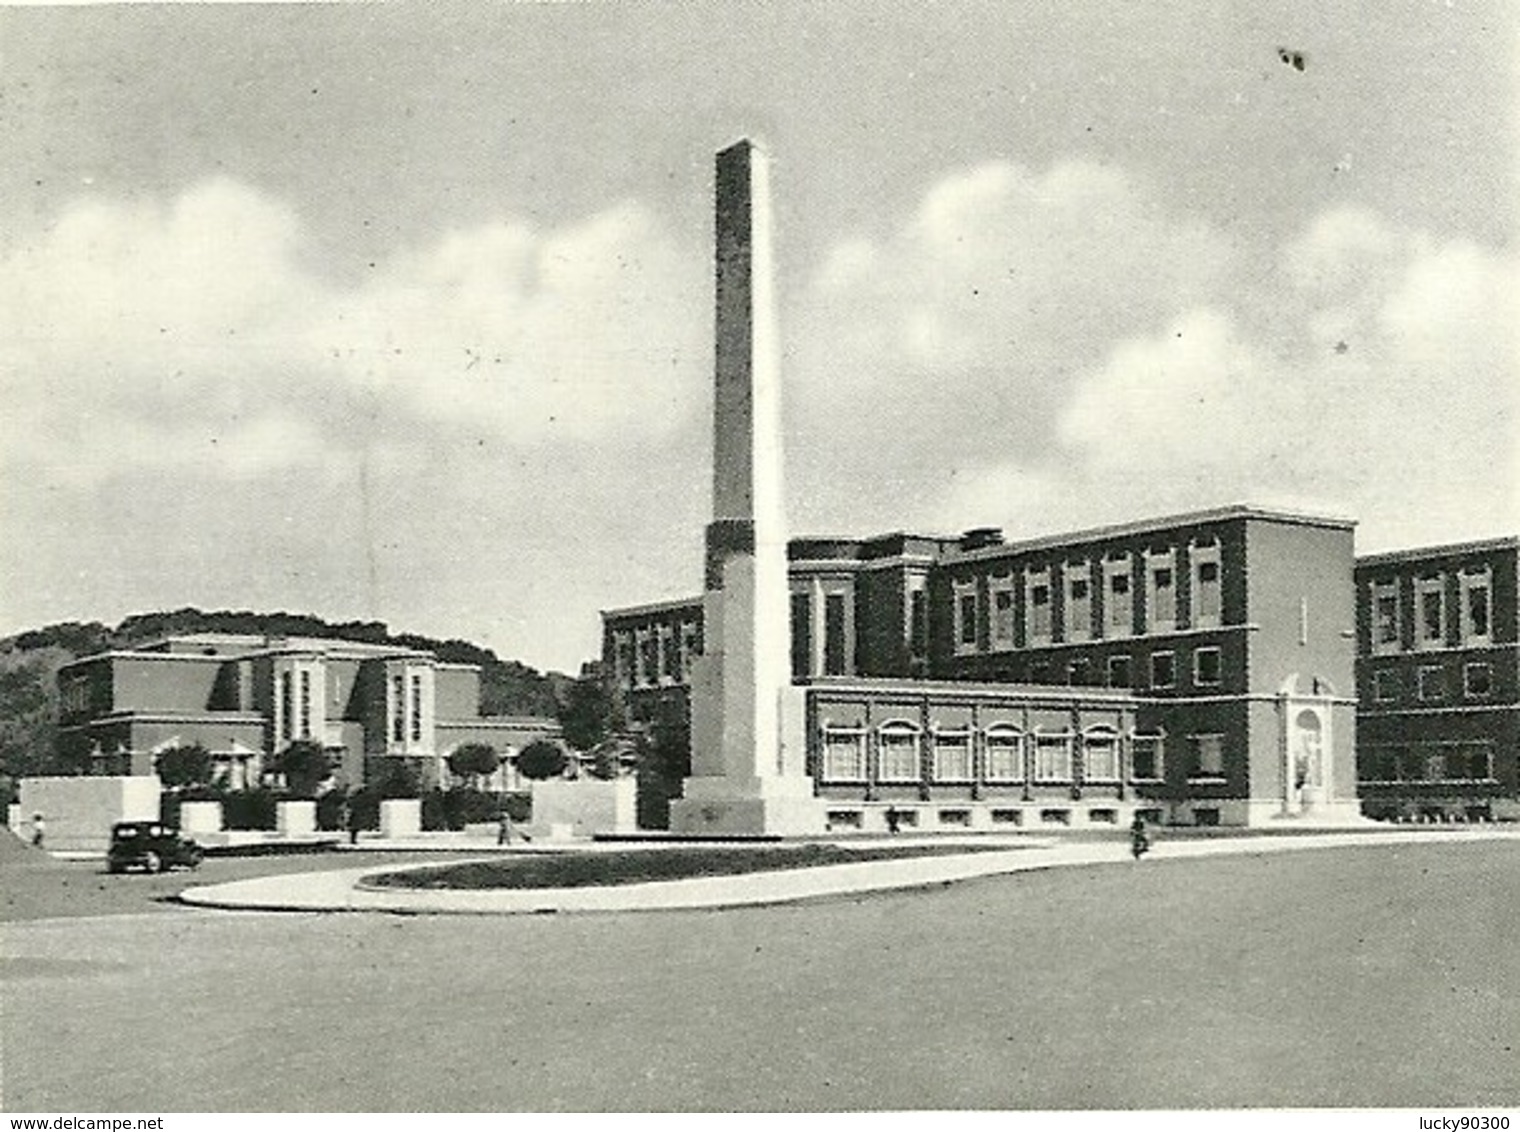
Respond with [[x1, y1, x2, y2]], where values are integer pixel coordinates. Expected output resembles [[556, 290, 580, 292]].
[[1354, 538, 1519, 821], [604, 505, 1362, 830], [56, 633, 559, 791]]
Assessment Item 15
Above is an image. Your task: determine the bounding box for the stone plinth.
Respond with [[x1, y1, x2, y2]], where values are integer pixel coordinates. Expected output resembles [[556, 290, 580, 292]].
[[276, 800, 317, 836], [379, 798, 422, 838]]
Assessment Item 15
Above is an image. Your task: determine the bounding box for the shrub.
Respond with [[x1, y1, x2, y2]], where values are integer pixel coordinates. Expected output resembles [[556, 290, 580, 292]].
[[271, 740, 334, 799], [155, 743, 215, 791], [501, 791, 532, 823], [446, 743, 500, 786], [516, 739, 569, 781], [315, 789, 350, 832], [222, 788, 278, 831]]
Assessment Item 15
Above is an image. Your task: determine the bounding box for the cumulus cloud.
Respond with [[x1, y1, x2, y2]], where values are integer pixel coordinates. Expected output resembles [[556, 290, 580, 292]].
[[0, 178, 708, 484], [824, 188, 1518, 549]]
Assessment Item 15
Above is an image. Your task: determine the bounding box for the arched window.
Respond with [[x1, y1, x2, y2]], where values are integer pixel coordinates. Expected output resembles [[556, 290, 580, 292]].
[[876, 720, 922, 783], [1081, 726, 1120, 783], [983, 724, 1025, 782]]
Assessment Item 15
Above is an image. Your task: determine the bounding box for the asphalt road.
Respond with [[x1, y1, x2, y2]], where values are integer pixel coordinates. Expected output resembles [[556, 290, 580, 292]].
[[3, 839, 1517, 1111]]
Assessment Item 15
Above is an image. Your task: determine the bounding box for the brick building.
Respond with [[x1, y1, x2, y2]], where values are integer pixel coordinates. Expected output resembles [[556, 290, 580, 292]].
[[56, 633, 559, 791], [1354, 537, 1520, 821], [604, 504, 1362, 830]]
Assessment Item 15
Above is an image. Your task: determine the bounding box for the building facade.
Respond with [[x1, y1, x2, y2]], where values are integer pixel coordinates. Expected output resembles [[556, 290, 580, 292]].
[[1354, 538, 1520, 821], [56, 633, 560, 791], [604, 505, 1362, 830]]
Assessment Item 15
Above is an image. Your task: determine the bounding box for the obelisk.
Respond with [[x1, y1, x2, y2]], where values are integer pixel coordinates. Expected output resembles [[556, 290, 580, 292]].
[[669, 139, 823, 836]]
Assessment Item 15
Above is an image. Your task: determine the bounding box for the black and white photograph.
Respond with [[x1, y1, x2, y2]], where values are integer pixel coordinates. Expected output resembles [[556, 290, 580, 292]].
[[0, 1, 1516, 1118]]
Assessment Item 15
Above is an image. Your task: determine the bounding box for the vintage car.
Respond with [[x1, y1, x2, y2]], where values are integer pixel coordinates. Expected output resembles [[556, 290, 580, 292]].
[[106, 821, 205, 874]]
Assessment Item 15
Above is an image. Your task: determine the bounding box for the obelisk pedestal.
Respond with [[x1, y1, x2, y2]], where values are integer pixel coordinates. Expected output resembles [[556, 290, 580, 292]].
[[668, 139, 824, 837]]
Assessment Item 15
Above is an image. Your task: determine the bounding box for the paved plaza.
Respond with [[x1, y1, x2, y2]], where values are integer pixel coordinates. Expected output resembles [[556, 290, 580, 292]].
[[3, 833, 1518, 1111]]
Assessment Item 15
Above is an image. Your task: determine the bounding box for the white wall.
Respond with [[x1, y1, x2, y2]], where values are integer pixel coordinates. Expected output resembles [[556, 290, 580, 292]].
[[529, 779, 636, 837], [19, 776, 162, 852]]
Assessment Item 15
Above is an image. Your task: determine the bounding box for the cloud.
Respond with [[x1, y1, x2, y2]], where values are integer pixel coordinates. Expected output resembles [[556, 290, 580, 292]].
[[0, 178, 708, 484]]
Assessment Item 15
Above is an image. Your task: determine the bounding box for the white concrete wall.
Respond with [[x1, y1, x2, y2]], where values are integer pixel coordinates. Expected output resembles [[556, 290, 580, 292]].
[[379, 798, 421, 838], [529, 779, 636, 837], [19, 776, 162, 852], [179, 800, 224, 834], [276, 800, 317, 836]]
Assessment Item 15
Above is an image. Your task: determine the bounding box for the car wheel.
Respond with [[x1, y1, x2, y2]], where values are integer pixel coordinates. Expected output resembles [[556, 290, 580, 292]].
[[143, 850, 163, 874]]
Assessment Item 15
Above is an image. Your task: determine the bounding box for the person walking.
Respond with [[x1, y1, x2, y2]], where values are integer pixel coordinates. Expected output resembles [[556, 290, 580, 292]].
[[30, 812, 45, 849], [1129, 814, 1151, 860], [497, 810, 512, 846]]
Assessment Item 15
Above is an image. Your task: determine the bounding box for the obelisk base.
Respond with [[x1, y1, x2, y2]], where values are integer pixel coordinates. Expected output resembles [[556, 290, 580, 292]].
[[669, 785, 826, 837]]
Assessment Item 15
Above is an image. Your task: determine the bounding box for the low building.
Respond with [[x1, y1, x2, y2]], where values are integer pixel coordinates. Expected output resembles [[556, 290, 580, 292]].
[[1354, 537, 1519, 821], [605, 505, 1361, 828], [56, 633, 559, 791]]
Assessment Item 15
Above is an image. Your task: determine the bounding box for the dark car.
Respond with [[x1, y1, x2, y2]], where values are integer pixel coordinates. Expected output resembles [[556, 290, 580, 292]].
[[106, 821, 204, 874]]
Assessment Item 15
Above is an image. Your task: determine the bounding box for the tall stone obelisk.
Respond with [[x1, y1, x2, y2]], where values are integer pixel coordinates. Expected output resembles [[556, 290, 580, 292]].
[[669, 139, 824, 836]]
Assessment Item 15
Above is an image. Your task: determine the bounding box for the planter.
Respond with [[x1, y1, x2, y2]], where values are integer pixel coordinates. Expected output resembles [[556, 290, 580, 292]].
[[380, 798, 421, 838], [276, 799, 317, 836]]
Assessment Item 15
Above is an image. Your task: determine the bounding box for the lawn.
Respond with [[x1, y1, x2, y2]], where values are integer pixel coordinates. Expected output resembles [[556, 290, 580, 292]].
[[364, 840, 1017, 890]]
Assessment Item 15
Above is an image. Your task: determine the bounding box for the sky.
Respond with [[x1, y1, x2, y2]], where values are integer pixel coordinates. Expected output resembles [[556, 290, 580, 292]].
[[0, 2, 1515, 673]]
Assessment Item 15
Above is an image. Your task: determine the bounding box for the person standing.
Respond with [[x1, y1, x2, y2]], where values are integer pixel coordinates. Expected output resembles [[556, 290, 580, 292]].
[[30, 812, 45, 849], [1129, 814, 1150, 860]]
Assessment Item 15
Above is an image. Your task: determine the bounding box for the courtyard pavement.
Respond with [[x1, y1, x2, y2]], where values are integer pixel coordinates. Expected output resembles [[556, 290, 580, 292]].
[[177, 825, 1520, 915]]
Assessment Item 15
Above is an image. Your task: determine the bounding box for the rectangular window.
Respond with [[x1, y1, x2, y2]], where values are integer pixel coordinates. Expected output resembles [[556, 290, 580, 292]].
[[955, 585, 978, 653], [299, 670, 312, 739], [824, 593, 848, 676], [931, 731, 973, 782], [790, 591, 812, 679], [1191, 733, 1224, 778], [1082, 734, 1119, 782], [990, 582, 1016, 648], [391, 674, 405, 742], [1416, 665, 1445, 702], [1193, 647, 1221, 688], [1192, 546, 1222, 628], [1456, 743, 1494, 781], [1027, 572, 1052, 644], [1150, 651, 1176, 690], [410, 674, 423, 742], [820, 729, 866, 782], [1068, 657, 1092, 686], [662, 626, 681, 683], [1033, 734, 1073, 782], [1105, 559, 1133, 637], [909, 586, 928, 658], [1148, 555, 1177, 631], [876, 727, 921, 782], [1460, 570, 1492, 643], [1417, 576, 1445, 648], [1065, 566, 1092, 642], [1371, 582, 1400, 654], [1372, 669, 1398, 703], [1106, 654, 1132, 689], [1130, 735, 1163, 781], [282, 672, 295, 741], [681, 622, 700, 679], [1464, 662, 1492, 699], [613, 635, 633, 689], [984, 730, 1024, 781], [640, 632, 659, 687]]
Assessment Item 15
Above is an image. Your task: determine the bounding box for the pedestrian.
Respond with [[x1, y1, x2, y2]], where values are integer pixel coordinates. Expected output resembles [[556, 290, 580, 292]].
[[344, 796, 360, 846], [497, 810, 512, 846], [30, 812, 45, 849], [1129, 814, 1150, 860], [885, 806, 900, 835]]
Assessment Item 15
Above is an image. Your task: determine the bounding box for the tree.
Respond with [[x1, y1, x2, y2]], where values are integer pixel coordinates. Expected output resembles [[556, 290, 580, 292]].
[[446, 743, 500, 788], [516, 739, 569, 781], [271, 739, 334, 798], [586, 739, 634, 781], [557, 677, 625, 752], [155, 743, 214, 791]]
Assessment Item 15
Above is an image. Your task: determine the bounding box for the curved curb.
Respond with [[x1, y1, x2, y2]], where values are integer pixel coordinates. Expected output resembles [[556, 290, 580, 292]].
[[175, 828, 1520, 917]]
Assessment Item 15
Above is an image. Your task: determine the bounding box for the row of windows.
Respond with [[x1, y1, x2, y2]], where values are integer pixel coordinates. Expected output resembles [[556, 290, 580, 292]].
[[612, 622, 702, 689], [955, 542, 1223, 654], [1358, 743, 1496, 783], [278, 669, 316, 741], [1370, 663, 1495, 704], [1008, 646, 1224, 692], [817, 724, 1165, 785], [1369, 568, 1493, 655]]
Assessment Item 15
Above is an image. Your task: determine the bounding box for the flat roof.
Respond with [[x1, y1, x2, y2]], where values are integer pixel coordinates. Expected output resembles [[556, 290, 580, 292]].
[[1356, 534, 1519, 567]]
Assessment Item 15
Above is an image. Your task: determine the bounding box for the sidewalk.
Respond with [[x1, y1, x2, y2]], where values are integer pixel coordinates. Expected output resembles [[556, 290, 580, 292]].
[[177, 826, 1520, 916]]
